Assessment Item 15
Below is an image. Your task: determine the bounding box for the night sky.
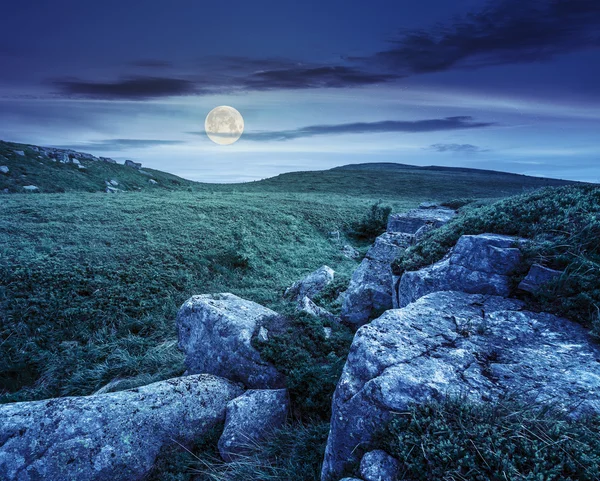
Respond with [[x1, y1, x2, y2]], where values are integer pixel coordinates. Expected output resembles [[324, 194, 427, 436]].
[[1, 0, 599, 182]]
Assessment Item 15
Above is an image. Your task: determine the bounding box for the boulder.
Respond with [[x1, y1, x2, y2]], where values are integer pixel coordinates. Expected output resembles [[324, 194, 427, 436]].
[[125, 159, 142, 169], [518, 263, 562, 293], [360, 450, 401, 481], [341, 233, 412, 327], [321, 291, 600, 480], [285, 266, 335, 301], [109, 179, 119, 186], [387, 207, 455, 234], [149, 179, 158, 185], [13, 150, 25, 156], [22, 185, 39, 192], [177, 293, 284, 389], [0, 166, 8, 174], [298, 296, 338, 322], [218, 389, 289, 462], [396, 233, 524, 308], [0, 375, 243, 481]]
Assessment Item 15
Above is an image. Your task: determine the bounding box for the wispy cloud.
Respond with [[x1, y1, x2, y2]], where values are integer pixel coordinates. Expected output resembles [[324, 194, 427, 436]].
[[427, 143, 489, 153], [53, 138, 186, 151], [194, 116, 495, 142]]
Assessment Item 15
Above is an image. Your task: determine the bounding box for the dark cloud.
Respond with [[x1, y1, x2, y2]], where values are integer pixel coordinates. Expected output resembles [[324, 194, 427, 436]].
[[219, 116, 495, 141], [53, 139, 186, 151], [52, 77, 197, 99], [427, 143, 489, 153], [367, 0, 600, 74]]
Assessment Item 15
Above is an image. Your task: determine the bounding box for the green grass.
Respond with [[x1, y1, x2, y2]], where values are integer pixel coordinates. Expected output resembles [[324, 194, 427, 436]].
[[377, 397, 600, 481], [392, 184, 600, 330]]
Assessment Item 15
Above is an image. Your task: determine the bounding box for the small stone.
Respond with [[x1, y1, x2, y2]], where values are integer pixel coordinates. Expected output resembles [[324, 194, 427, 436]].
[[13, 150, 25, 156], [284, 266, 335, 301], [22, 185, 39, 191], [258, 326, 269, 342], [0, 166, 8, 174], [149, 179, 158, 185], [360, 450, 401, 481], [518, 264, 562, 293], [110, 179, 119, 186]]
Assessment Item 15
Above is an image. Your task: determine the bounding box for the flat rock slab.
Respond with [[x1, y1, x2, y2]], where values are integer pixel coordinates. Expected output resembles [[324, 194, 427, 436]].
[[322, 291, 600, 480], [177, 293, 284, 389], [0, 375, 243, 481]]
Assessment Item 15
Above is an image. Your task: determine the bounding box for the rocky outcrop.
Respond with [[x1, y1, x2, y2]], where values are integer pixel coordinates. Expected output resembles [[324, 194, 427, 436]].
[[386, 206, 455, 234], [0, 375, 243, 481], [285, 265, 335, 301], [360, 450, 401, 481], [218, 389, 289, 462], [125, 159, 142, 169], [518, 263, 562, 293], [177, 293, 284, 389], [396, 233, 524, 308], [321, 291, 600, 480]]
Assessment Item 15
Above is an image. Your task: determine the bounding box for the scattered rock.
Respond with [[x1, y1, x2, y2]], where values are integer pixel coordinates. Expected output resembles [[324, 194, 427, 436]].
[[257, 326, 269, 342], [418, 201, 439, 209], [341, 233, 412, 327], [177, 293, 285, 389], [0, 374, 243, 481], [396, 233, 524, 308], [298, 296, 338, 322], [22, 185, 39, 192], [72, 158, 81, 165], [100, 157, 117, 164], [108, 179, 119, 186], [1, 188, 9, 194], [360, 450, 401, 481], [321, 291, 600, 480], [0, 166, 8, 174], [518, 263, 562, 293], [218, 389, 289, 462], [387, 206, 455, 234], [125, 159, 142, 169], [58, 153, 70, 163], [342, 244, 360, 259], [13, 150, 25, 156], [323, 327, 332, 339], [285, 266, 335, 301], [149, 179, 158, 185], [77, 164, 86, 169], [105, 186, 121, 194]]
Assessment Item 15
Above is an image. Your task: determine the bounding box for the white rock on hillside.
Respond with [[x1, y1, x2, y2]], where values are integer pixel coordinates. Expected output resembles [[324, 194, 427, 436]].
[[177, 293, 285, 389], [0, 166, 8, 174], [285, 265, 335, 301], [321, 291, 600, 480], [22, 185, 39, 192], [0, 375, 243, 481]]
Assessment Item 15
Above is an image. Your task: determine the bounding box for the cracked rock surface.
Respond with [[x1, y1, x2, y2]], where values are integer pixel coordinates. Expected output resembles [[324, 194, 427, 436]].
[[0, 375, 243, 481], [322, 291, 600, 480], [177, 293, 285, 389]]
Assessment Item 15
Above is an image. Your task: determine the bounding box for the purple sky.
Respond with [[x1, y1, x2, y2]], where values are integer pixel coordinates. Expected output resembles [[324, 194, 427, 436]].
[[1, 0, 599, 182]]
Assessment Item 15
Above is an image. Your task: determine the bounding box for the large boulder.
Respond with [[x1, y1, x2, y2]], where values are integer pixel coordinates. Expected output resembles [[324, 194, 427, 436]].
[[177, 293, 285, 389], [396, 233, 524, 308], [218, 389, 289, 462], [321, 291, 600, 480], [386, 206, 455, 234], [0, 375, 243, 481], [285, 265, 335, 301]]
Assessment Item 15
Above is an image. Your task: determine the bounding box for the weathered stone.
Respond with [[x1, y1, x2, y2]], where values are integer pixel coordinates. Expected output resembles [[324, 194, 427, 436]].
[[298, 296, 338, 322], [397, 233, 524, 308], [125, 159, 142, 169], [109, 179, 119, 186], [413, 222, 435, 243], [518, 263, 562, 293], [0, 166, 8, 174], [285, 266, 335, 301], [0, 375, 243, 481], [321, 291, 600, 480], [218, 389, 289, 462], [22, 185, 38, 192], [387, 207, 455, 234], [342, 244, 360, 259], [58, 152, 70, 163], [341, 233, 412, 327], [418, 201, 439, 209], [177, 293, 284, 389], [149, 179, 158, 185], [100, 157, 117, 164], [13, 150, 24, 156], [360, 450, 401, 481]]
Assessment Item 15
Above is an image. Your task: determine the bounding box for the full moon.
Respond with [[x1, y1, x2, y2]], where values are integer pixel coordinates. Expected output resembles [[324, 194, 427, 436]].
[[205, 106, 244, 145]]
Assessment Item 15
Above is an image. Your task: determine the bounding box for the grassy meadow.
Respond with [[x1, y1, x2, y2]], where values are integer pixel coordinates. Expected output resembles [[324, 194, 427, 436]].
[[2, 150, 598, 480]]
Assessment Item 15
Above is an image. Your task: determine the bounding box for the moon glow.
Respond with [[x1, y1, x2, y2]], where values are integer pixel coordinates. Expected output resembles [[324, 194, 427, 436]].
[[205, 106, 244, 145]]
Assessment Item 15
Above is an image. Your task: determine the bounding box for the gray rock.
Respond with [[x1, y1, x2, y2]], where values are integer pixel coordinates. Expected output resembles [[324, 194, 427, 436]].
[[341, 233, 412, 327], [342, 244, 360, 259], [397, 233, 524, 308], [109, 179, 119, 186], [13, 150, 25, 156], [387, 207, 455, 234], [413, 222, 435, 243], [22, 185, 38, 192], [177, 293, 284, 389], [0, 374, 243, 481], [298, 296, 338, 322], [0, 166, 8, 174], [125, 159, 142, 169], [100, 157, 117, 164], [218, 389, 289, 462], [257, 326, 269, 342], [72, 158, 81, 165], [285, 265, 335, 301], [321, 291, 600, 480], [58, 152, 70, 163], [105, 186, 120, 194], [149, 179, 158, 185], [418, 201, 439, 209], [360, 450, 401, 481], [77, 164, 86, 169], [518, 263, 562, 293], [2, 188, 9, 194]]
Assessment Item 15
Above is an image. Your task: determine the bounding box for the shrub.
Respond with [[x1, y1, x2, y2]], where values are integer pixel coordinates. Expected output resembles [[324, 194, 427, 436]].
[[348, 201, 392, 242], [378, 398, 600, 481]]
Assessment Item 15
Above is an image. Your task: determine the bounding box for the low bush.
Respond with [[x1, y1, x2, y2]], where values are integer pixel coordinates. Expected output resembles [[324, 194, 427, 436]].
[[348, 201, 392, 242], [378, 397, 600, 481]]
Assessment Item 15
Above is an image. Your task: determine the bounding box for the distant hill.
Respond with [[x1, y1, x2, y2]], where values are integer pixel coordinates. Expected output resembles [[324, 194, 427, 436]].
[[0, 140, 196, 194]]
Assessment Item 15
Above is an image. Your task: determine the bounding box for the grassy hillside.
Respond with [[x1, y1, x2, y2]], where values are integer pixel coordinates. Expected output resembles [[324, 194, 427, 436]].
[[0, 140, 196, 194]]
